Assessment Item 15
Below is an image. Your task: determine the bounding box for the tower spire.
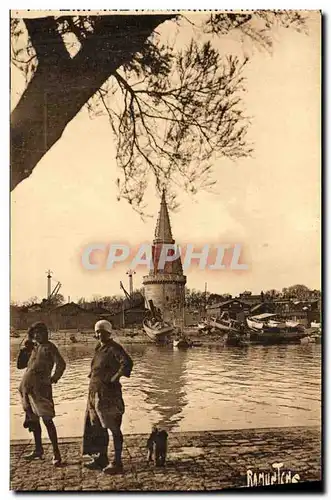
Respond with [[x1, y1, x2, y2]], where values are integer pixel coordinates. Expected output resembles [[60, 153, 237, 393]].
[[143, 189, 186, 331], [154, 189, 174, 244]]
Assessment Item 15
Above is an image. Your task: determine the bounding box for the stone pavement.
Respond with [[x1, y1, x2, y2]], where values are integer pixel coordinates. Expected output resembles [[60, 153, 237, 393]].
[[10, 426, 321, 492]]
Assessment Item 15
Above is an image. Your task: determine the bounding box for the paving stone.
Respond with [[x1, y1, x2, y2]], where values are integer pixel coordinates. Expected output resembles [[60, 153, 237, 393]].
[[10, 426, 321, 492]]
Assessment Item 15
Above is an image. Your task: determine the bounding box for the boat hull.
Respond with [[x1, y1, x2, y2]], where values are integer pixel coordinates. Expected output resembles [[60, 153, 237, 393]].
[[143, 320, 173, 342], [246, 318, 263, 330], [210, 320, 235, 332], [173, 339, 191, 348], [249, 329, 307, 345], [197, 323, 212, 332], [226, 335, 246, 346]]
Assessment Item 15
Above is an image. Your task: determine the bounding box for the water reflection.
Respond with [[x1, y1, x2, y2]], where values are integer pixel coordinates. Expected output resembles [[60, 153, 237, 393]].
[[10, 341, 321, 439], [137, 345, 188, 431]]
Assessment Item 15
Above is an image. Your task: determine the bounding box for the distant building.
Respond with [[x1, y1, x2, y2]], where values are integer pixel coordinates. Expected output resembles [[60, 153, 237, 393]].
[[109, 308, 147, 328], [205, 295, 321, 326], [238, 291, 264, 304], [143, 190, 186, 329], [206, 299, 252, 322], [247, 298, 321, 325], [49, 302, 97, 330]]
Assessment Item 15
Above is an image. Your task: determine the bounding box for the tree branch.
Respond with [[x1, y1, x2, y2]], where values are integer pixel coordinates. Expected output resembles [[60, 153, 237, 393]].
[[23, 17, 71, 66], [11, 14, 176, 191]]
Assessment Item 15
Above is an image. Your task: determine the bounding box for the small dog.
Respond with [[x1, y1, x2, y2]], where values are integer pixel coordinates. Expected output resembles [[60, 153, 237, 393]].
[[147, 425, 168, 466]]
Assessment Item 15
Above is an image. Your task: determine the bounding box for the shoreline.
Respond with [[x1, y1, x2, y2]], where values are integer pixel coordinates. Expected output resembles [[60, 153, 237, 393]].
[[10, 423, 321, 445], [10, 327, 321, 347], [10, 327, 234, 346], [10, 425, 321, 491]]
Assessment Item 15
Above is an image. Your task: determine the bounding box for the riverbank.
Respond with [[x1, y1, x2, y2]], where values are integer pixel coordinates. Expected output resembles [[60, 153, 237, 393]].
[[10, 327, 225, 346], [10, 426, 321, 491]]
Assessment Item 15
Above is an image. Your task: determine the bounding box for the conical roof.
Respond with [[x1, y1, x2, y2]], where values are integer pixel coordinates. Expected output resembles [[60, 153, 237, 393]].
[[154, 189, 175, 244]]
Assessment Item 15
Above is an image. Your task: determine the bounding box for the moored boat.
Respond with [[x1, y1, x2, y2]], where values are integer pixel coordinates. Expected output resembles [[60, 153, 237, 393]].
[[300, 335, 317, 344], [246, 313, 307, 344], [142, 299, 174, 343], [286, 320, 301, 328], [143, 318, 174, 342], [173, 337, 191, 348], [226, 331, 250, 346], [246, 317, 264, 330], [197, 321, 212, 332], [246, 313, 282, 331], [300, 326, 321, 344], [210, 314, 249, 346], [248, 329, 307, 344], [210, 315, 242, 333], [191, 340, 203, 347]]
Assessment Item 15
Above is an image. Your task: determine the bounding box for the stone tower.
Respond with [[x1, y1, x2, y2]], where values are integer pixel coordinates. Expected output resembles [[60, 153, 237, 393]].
[[143, 190, 186, 329]]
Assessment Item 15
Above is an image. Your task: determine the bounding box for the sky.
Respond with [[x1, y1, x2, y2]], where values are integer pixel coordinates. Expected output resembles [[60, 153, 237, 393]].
[[10, 11, 321, 303]]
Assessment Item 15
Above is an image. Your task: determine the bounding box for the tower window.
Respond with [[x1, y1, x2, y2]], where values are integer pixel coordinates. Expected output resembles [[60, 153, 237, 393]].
[[166, 296, 169, 301]]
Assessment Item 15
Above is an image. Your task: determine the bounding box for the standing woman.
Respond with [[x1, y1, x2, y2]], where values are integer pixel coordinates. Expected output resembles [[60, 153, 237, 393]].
[[17, 322, 66, 465], [83, 320, 133, 474]]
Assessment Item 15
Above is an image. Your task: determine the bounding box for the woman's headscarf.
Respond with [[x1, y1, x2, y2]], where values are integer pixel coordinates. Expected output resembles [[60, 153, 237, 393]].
[[94, 320, 113, 334], [27, 322, 48, 339]]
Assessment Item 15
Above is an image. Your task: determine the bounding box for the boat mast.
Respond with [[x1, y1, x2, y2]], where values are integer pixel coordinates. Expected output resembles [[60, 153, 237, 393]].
[[46, 269, 52, 299], [126, 269, 136, 299], [204, 282, 208, 315]]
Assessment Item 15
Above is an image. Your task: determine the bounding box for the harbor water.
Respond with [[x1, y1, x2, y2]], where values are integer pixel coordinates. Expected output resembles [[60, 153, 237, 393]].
[[10, 342, 321, 440]]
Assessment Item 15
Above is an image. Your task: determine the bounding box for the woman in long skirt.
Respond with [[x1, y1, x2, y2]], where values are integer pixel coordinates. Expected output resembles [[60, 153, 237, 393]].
[[17, 322, 66, 466], [83, 320, 133, 474]]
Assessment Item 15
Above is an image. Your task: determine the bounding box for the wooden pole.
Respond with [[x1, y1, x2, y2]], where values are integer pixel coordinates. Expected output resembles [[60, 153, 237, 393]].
[[46, 269, 52, 299], [204, 282, 208, 316]]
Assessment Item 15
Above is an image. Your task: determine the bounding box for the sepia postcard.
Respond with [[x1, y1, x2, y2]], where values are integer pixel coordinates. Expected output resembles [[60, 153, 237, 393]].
[[10, 9, 322, 492]]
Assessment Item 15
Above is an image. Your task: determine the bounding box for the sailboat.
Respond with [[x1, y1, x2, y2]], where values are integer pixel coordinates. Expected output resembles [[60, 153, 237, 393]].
[[143, 318, 174, 341], [142, 300, 174, 342]]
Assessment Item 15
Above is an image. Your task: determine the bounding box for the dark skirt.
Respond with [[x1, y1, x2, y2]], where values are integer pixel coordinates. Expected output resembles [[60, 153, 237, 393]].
[[82, 407, 109, 456]]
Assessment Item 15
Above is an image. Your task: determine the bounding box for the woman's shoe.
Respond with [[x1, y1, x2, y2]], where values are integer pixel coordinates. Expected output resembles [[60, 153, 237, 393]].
[[85, 456, 109, 470], [103, 461, 124, 475], [23, 450, 44, 461], [52, 455, 62, 467]]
